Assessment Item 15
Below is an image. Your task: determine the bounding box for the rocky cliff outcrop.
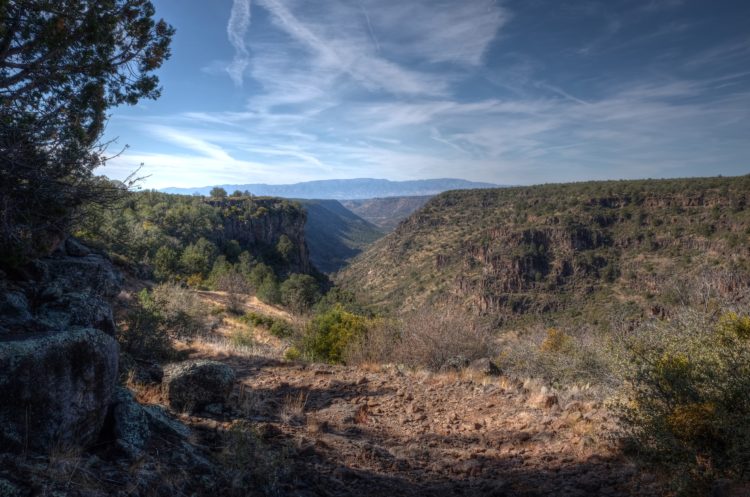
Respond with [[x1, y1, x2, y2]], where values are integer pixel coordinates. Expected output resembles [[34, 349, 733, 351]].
[[207, 197, 313, 274]]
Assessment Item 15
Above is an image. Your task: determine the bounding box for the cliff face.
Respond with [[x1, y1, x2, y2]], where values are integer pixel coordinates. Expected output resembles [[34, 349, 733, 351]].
[[207, 198, 312, 274], [337, 176, 750, 322]]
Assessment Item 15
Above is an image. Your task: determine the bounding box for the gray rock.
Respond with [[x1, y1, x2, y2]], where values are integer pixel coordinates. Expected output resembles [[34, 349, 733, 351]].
[[0, 291, 32, 333], [162, 360, 235, 413], [111, 387, 150, 459], [467, 357, 502, 376], [64, 237, 92, 257], [143, 405, 191, 439], [36, 290, 116, 335], [0, 328, 119, 452]]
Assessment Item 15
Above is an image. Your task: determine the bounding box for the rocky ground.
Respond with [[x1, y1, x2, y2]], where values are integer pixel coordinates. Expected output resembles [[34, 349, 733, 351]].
[[164, 292, 667, 497]]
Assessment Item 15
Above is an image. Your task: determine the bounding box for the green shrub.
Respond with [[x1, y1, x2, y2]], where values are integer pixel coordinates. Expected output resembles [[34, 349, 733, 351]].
[[617, 310, 750, 494], [303, 304, 369, 363]]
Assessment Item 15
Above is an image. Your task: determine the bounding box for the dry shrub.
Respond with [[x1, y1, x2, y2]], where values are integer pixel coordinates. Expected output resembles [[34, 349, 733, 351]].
[[215, 270, 250, 314], [149, 283, 210, 339], [497, 323, 615, 390], [343, 317, 400, 365], [346, 304, 493, 371]]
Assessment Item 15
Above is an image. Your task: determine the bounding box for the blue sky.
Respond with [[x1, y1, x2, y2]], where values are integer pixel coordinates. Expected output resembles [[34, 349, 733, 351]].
[[102, 0, 750, 188]]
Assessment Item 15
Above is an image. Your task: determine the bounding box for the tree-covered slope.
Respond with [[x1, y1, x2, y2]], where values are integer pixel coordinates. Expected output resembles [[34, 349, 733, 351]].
[[298, 199, 384, 273], [336, 175, 750, 324]]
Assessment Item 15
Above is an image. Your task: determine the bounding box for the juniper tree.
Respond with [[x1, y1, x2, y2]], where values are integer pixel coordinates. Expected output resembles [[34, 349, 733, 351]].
[[0, 0, 173, 265]]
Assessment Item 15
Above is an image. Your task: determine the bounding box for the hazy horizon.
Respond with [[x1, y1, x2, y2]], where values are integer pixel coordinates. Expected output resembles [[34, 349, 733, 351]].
[[101, 0, 750, 189]]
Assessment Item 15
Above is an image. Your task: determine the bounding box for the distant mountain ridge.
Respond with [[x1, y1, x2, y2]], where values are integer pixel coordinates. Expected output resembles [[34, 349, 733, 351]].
[[341, 196, 432, 231], [161, 178, 499, 200]]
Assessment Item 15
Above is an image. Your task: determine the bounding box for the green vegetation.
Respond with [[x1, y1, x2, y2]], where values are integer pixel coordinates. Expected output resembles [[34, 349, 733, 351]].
[[240, 312, 294, 339], [302, 304, 370, 363], [75, 190, 327, 301], [617, 311, 750, 495], [0, 0, 173, 266]]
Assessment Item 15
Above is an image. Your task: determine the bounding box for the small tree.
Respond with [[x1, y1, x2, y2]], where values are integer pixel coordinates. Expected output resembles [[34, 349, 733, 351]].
[[209, 187, 227, 199], [280, 273, 320, 314], [180, 237, 218, 278]]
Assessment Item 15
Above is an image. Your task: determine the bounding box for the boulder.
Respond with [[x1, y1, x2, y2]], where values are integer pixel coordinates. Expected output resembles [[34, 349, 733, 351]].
[[0, 328, 119, 452], [162, 360, 235, 413], [111, 387, 150, 459], [467, 358, 502, 376]]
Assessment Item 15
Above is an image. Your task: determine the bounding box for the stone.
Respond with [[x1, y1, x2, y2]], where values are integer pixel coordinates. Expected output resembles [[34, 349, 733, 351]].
[[0, 478, 22, 497], [467, 357, 502, 376], [162, 360, 236, 413], [0, 291, 32, 333], [0, 328, 119, 452], [111, 387, 150, 459], [64, 237, 92, 257], [142, 405, 191, 439]]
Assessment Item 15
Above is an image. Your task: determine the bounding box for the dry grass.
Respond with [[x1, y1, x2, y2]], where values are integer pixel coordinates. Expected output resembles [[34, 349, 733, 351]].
[[125, 370, 164, 405], [279, 392, 307, 425]]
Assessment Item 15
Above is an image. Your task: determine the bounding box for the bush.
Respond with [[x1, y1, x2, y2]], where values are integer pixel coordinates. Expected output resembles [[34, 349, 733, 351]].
[[240, 312, 294, 338], [497, 324, 615, 389], [117, 292, 174, 360], [146, 283, 210, 339], [617, 310, 750, 494], [303, 304, 369, 364], [396, 306, 492, 371], [257, 277, 281, 305], [230, 326, 255, 348]]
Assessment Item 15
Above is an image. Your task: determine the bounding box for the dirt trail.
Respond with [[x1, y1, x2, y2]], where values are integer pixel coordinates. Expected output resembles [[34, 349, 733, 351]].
[[183, 294, 664, 497]]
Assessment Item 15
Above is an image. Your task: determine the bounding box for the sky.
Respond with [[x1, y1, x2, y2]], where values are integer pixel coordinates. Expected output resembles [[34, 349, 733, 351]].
[[101, 0, 750, 189]]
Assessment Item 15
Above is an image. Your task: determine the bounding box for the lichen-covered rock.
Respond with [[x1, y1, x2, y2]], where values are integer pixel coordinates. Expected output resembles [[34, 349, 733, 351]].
[[162, 360, 235, 413], [0, 328, 119, 452], [0, 238, 122, 335], [111, 387, 150, 459]]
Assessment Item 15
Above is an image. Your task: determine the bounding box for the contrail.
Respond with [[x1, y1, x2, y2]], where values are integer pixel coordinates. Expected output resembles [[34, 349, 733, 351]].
[[359, 0, 380, 52], [227, 0, 252, 86]]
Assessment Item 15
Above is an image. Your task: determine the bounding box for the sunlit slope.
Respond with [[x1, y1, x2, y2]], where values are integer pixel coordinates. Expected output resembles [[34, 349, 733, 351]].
[[336, 176, 750, 323]]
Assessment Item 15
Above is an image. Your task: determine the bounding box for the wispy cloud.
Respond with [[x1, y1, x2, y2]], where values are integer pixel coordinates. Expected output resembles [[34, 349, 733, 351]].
[[102, 0, 750, 188], [226, 0, 252, 85]]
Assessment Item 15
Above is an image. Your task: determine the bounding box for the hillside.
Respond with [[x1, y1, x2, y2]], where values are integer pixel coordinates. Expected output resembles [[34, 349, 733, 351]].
[[162, 178, 498, 199], [337, 176, 750, 324], [297, 199, 384, 273], [341, 196, 432, 231], [75, 191, 317, 280]]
